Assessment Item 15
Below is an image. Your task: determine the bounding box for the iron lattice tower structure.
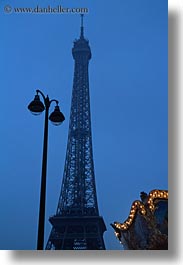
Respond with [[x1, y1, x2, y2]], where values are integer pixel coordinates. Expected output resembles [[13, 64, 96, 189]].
[[46, 15, 106, 250]]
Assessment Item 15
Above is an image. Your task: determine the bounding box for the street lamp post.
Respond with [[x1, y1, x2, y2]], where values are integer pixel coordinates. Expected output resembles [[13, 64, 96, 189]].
[[28, 89, 65, 250]]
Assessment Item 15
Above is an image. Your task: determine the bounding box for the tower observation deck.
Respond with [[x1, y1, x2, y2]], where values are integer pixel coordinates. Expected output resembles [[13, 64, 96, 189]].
[[46, 15, 106, 250]]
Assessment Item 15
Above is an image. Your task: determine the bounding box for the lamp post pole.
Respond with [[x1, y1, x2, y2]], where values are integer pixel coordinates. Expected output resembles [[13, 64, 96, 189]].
[[28, 90, 65, 250], [37, 97, 49, 250]]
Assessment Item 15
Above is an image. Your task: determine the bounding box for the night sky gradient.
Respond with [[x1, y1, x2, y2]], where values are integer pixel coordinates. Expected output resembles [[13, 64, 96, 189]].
[[0, 0, 168, 250]]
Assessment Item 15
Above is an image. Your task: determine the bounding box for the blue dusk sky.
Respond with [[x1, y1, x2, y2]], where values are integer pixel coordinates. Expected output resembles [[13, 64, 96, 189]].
[[0, 0, 168, 250]]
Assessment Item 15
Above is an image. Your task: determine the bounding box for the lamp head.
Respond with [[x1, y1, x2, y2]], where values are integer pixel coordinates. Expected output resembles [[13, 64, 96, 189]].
[[28, 94, 45, 115], [49, 105, 65, 126]]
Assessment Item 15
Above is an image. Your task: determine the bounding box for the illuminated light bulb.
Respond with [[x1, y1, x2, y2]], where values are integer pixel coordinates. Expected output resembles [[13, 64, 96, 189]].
[[130, 212, 133, 216], [129, 214, 134, 217]]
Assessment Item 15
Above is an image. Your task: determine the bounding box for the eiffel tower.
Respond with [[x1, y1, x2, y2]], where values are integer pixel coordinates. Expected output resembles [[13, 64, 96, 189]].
[[46, 15, 106, 250]]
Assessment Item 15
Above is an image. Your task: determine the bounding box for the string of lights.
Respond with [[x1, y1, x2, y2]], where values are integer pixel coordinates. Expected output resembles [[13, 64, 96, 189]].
[[113, 189, 168, 233]]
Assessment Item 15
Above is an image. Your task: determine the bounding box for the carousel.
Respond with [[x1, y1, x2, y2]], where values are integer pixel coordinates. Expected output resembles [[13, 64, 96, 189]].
[[111, 189, 168, 250]]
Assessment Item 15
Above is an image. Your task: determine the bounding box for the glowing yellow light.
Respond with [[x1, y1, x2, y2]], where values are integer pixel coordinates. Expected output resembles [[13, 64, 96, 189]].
[[129, 214, 134, 218], [112, 190, 168, 235]]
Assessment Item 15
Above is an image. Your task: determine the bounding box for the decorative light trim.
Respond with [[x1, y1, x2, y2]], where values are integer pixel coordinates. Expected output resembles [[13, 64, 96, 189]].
[[113, 189, 168, 232], [147, 189, 168, 211], [114, 200, 146, 231]]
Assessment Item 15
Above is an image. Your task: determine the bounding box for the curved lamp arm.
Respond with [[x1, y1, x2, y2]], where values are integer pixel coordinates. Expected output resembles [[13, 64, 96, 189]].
[[50, 99, 59, 106], [36, 89, 46, 101], [36, 89, 59, 108]]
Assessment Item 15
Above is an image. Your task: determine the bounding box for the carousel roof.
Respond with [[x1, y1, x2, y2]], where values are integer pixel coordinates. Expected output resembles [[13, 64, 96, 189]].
[[111, 189, 168, 250]]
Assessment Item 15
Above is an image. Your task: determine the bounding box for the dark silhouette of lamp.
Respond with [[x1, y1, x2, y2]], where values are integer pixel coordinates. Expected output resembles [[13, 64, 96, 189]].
[[28, 94, 45, 115], [28, 89, 65, 250], [49, 105, 65, 126]]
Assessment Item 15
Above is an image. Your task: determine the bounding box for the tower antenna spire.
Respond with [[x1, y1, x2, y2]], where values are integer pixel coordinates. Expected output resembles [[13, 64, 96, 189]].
[[80, 14, 84, 38]]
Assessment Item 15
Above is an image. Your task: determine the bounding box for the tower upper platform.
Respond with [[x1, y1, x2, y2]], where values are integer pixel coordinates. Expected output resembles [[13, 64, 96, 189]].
[[72, 15, 91, 60]]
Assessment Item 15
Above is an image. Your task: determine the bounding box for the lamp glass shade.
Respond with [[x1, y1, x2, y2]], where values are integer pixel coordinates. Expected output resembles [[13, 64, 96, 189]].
[[28, 95, 45, 115], [49, 106, 65, 126]]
